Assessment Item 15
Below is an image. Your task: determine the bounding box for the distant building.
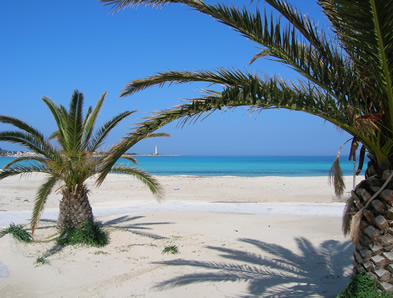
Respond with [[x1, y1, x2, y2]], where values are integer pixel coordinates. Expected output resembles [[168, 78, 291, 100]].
[[154, 145, 158, 155]]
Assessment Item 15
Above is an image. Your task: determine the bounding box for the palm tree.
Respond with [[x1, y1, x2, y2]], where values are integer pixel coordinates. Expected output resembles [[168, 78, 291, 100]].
[[0, 90, 165, 234], [101, 0, 393, 291]]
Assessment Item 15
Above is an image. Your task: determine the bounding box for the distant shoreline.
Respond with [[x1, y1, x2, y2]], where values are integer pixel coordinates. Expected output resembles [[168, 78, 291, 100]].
[[0, 152, 180, 158], [0, 155, 361, 178], [0, 152, 39, 158], [128, 154, 181, 157]]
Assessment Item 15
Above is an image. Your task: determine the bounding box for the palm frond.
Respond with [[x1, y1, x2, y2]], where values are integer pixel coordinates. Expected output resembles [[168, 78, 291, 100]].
[[128, 68, 358, 134], [87, 110, 136, 152], [0, 115, 47, 145], [144, 132, 170, 139], [67, 90, 85, 153], [82, 106, 93, 131], [116, 0, 353, 107], [98, 137, 137, 185], [101, 0, 393, 171], [319, 0, 393, 128], [31, 175, 58, 234], [109, 166, 164, 201], [41, 96, 67, 146], [100, 0, 181, 11], [122, 68, 238, 97], [120, 154, 138, 164], [48, 130, 60, 141], [0, 164, 51, 180], [99, 73, 353, 184], [329, 139, 353, 197], [342, 191, 356, 235], [349, 210, 363, 245], [2, 155, 48, 170], [0, 131, 57, 158], [82, 91, 107, 148], [265, 0, 333, 59]]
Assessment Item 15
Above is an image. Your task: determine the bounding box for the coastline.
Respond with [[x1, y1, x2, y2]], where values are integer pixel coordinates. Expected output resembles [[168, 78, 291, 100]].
[[0, 155, 362, 178], [0, 173, 354, 214], [0, 153, 180, 158]]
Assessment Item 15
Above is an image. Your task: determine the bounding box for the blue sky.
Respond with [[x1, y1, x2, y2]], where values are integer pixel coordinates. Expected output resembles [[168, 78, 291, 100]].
[[0, 0, 351, 156]]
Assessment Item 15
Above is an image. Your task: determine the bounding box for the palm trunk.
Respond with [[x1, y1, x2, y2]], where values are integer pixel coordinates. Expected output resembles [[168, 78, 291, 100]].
[[346, 159, 393, 292], [57, 185, 94, 232]]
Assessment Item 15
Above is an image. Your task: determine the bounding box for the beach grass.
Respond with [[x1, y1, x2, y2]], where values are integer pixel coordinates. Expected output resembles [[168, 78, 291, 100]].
[[35, 256, 50, 266], [56, 221, 109, 247], [338, 273, 393, 298], [162, 245, 179, 254], [0, 223, 33, 243]]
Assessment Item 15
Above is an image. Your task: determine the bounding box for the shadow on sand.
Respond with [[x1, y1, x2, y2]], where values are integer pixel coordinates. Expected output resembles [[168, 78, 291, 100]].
[[33, 219, 66, 257], [102, 215, 173, 240], [153, 237, 353, 297], [38, 215, 173, 257]]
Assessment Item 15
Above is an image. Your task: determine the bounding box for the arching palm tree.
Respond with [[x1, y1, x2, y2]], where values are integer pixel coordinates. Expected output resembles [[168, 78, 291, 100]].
[[101, 0, 393, 291], [0, 90, 165, 234]]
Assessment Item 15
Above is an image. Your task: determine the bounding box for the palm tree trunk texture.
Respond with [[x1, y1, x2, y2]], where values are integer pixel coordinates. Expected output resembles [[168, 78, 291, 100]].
[[57, 185, 94, 232], [348, 163, 393, 292]]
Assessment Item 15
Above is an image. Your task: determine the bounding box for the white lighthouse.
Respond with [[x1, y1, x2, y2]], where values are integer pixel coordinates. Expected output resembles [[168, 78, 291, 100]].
[[154, 145, 158, 155]]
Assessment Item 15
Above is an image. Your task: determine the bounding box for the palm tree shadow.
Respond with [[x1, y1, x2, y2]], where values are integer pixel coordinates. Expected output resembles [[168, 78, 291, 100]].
[[33, 219, 66, 257], [43, 243, 66, 258], [102, 215, 173, 240], [153, 237, 353, 297], [36, 218, 57, 229], [39, 215, 173, 257]]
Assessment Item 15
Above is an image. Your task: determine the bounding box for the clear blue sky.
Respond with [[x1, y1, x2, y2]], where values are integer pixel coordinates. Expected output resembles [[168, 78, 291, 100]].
[[0, 0, 351, 156]]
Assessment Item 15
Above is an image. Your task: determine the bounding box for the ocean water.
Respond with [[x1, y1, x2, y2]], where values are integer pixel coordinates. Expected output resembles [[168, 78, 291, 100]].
[[0, 156, 366, 177]]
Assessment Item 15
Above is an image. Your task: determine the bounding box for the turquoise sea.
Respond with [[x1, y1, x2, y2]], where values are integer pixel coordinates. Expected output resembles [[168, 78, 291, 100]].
[[0, 156, 366, 177]]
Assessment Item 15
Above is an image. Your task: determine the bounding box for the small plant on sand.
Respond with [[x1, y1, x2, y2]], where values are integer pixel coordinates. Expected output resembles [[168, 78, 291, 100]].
[[56, 221, 108, 247], [0, 223, 33, 243], [35, 256, 49, 266], [338, 273, 393, 298], [94, 250, 108, 255], [162, 245, 179, 255]]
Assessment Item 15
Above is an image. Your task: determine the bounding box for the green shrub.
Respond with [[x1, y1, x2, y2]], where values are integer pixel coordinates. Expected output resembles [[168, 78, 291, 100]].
[[0, 223, 33, 243], [338, 272, 393, 298], [162, 245, 179, 254], [56, 221, 108, 247], [35, 256, 49, 266]]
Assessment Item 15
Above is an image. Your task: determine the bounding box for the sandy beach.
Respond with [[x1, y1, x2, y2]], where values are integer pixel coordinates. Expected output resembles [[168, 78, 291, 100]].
[[0, 174, 354, 297]]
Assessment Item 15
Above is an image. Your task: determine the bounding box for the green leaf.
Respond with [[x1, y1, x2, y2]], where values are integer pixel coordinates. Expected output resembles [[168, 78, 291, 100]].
[[31, 175, 58, 234]]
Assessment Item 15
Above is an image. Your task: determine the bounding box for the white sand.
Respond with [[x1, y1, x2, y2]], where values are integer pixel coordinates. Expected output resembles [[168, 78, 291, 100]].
[[0, 174, 354, 297]]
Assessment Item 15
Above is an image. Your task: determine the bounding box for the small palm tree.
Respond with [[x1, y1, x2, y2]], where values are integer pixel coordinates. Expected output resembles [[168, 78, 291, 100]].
[[101, 0, 393, 291], [0, 90, 165, 234]]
